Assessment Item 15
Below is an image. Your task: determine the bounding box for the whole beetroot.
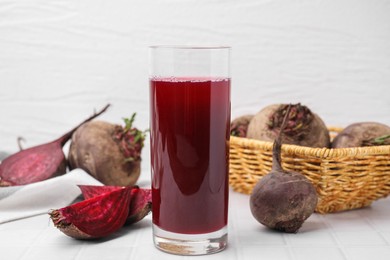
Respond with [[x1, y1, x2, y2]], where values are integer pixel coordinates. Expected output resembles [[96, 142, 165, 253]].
[[332, 122, 390, 148], [249, 105, 318, 233], [230, 115, 254, 137], [247, 103, 330, 148], [68, 113, 147, 186]]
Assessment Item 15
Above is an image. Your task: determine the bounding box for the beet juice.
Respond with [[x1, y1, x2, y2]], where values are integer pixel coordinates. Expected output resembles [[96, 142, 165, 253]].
[[150, 77, 231, 235]]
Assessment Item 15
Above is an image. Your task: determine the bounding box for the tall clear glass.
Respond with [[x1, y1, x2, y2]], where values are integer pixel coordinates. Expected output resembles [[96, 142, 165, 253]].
[[149, 46, 231, 255]]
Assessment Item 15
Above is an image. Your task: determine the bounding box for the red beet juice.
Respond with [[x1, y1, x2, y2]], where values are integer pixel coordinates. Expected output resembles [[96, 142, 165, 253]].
[[150, 77, 231, 234]]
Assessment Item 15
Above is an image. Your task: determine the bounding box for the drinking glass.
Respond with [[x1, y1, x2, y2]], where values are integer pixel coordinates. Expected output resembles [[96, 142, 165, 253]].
[[149, 46, 231, 255]]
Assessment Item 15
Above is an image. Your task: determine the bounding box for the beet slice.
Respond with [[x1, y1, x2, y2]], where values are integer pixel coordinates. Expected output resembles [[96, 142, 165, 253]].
[[78, 185, 152, 225], [0, 105, 110, 186], [50, 186, 132, 239], [126, 187, 152, 225], [78, 184, 122, 200]]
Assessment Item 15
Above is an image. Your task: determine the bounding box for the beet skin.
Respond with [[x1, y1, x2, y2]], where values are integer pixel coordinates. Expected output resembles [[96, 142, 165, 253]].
[[250, 170, 318, 233], [68, 115, 146, 187]]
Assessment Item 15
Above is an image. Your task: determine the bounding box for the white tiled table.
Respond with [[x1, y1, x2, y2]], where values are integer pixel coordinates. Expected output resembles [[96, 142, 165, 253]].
[[1, 184, 390, 260]]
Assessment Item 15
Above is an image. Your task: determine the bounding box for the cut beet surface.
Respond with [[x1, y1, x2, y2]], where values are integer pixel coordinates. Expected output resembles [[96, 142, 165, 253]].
[[50, 186, 133, 239], [78, 185, 152, 225]]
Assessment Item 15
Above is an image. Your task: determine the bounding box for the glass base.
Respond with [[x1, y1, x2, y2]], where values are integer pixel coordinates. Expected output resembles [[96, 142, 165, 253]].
[[153, 224, 228, 256]]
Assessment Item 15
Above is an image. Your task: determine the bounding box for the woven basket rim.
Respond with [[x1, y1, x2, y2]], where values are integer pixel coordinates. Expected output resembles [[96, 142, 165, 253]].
[[230, 136, 390, 158]]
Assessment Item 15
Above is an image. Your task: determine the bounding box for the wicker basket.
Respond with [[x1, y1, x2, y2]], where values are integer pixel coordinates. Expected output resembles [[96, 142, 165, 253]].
[[228, 127, 390, 214]]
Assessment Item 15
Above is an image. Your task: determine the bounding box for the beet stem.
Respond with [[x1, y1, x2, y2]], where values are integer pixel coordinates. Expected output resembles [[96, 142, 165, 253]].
[[272, 104, 292, 172], [56, 104, 110, 146], [17, 137, 25, 151]]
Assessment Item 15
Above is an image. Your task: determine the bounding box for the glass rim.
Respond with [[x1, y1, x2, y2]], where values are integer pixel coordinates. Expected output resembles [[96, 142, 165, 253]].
[[149, 45, 231, 50]]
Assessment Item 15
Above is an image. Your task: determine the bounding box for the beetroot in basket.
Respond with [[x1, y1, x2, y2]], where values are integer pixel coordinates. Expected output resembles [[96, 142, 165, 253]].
[[229, 134, 390, 214], [332, 122, 390, 148], [246, 103, 330, 148]]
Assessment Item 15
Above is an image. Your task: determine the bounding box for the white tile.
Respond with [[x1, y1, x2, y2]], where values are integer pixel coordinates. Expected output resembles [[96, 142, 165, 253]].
[[324, 213, 373, 232], [132, 221, 154, 247], [235, 225, 286, 246], [130, 245, 185, 260], [36, 228, 88, 246], [20, 245, 83, 260], [285, 230, 337, 246], [0, 228, 44, 246], [0, 214, 50, 231], [77, 246, 133, 260], [368, 217, 390, 232], [380, 232, 390, 244], [334, 232, 387, 246], [290, 247, 345, 260], [0, 246, 29, 259], [238, 246, 291, 260], [343, 246, 390, 260]]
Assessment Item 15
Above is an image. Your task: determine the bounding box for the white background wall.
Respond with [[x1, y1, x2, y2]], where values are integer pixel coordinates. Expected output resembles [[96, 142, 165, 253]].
[[1, 0, 389, 174]]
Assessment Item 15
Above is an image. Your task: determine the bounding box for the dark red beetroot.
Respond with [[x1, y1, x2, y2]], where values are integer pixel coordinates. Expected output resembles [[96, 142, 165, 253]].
[[50, 186, 133, 239], [78, 185, 152, 225], [0, 105, 110, 187], [249, 105, 318, 233]]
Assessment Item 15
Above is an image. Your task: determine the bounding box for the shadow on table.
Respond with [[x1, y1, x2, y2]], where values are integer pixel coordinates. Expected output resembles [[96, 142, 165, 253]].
[[253, 217, 324, 235], [81, 219, 153, 244]]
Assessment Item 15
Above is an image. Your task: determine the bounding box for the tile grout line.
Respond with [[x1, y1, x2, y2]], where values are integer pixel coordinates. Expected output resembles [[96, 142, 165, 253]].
[[128, 218, 157, 259], [73, 244, 85, 260], [282, 233, 297, 260], [18, 227, 51, 260], [230, 205, 242, 260], [320, 214, 349, 260], [361, 212, 390, 246]]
